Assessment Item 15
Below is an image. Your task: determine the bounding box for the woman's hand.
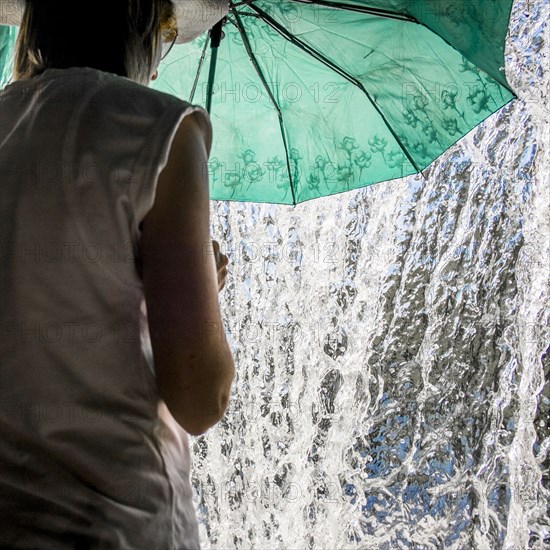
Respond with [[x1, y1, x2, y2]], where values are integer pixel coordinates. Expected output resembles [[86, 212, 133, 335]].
[[212, 239, 229, 292]]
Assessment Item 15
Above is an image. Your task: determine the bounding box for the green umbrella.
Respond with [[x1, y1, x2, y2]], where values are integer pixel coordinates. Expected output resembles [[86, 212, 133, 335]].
[[1, 1, 517, 205]]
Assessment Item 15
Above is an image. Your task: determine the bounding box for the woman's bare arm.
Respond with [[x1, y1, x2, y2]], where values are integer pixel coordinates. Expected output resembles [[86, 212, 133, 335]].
[[140, 111, 235, 436]]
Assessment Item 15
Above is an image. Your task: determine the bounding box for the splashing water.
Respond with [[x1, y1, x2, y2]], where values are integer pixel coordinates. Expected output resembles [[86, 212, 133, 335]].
[[194, 1, 549, 548]]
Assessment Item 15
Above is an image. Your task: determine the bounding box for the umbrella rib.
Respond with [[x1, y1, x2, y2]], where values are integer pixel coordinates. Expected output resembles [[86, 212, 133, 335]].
[[288, 0, 417, 22], [247, 3, 421, 173], [188, 31, 211, 104], [229, 11, 298, 205], [231, 0, 257, 7], [231, 0, 416, 22]]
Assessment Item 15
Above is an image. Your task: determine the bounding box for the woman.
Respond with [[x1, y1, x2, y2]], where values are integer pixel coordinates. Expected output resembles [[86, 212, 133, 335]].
[[0, 0, 235, 547]]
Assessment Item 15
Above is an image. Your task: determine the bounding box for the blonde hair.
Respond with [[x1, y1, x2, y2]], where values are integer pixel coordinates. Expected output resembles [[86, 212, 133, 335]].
[[14, 0, 176, 86]]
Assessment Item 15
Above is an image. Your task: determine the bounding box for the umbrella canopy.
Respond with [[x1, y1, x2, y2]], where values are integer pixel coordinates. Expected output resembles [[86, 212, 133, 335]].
[[1, 1, 517, 205]]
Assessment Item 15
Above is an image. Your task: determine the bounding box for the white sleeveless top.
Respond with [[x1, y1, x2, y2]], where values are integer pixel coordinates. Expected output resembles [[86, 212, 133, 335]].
[[0, 66, 210, 549]]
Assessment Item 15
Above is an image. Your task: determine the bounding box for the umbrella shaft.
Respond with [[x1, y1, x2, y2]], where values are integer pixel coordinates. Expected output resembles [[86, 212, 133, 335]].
[[206, 18, 225, 114], [206, 49, 218, 114]]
